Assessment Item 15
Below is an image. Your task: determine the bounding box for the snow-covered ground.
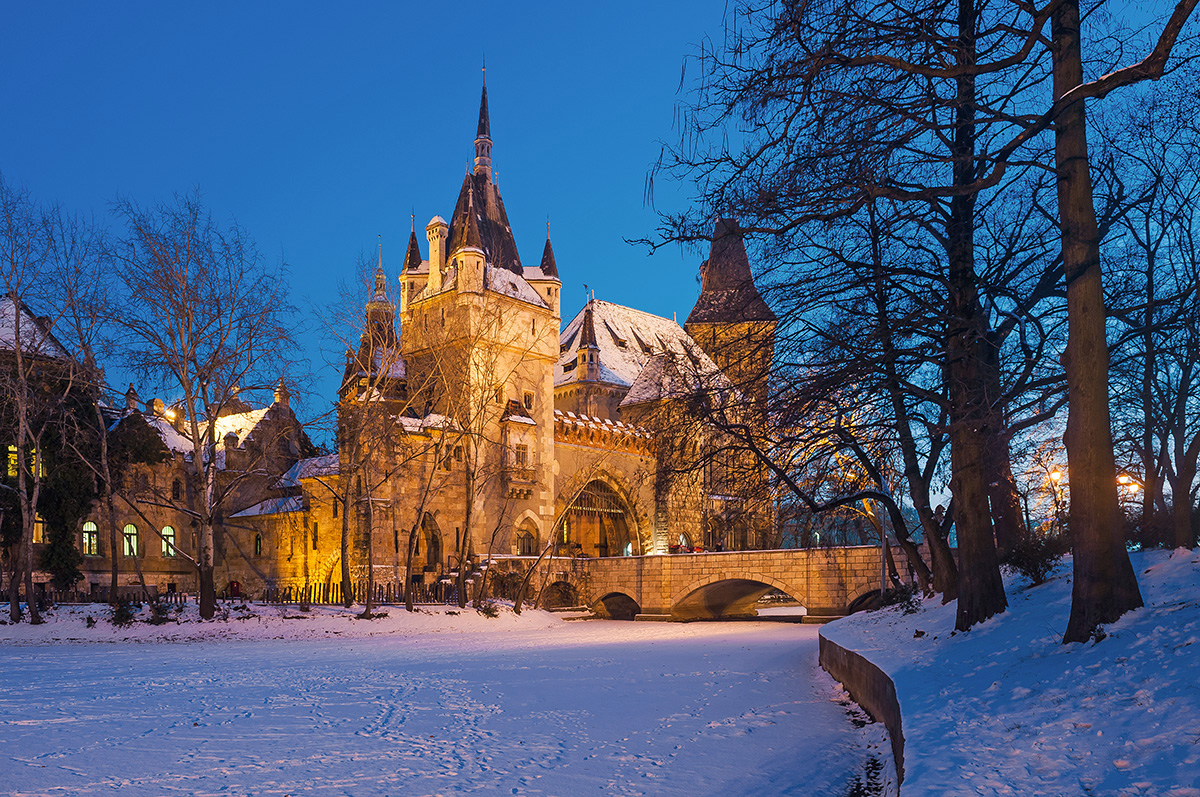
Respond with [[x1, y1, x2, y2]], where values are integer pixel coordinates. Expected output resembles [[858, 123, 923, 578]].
[[823, 548, 1200, 796], [0, 604, 882, 796]]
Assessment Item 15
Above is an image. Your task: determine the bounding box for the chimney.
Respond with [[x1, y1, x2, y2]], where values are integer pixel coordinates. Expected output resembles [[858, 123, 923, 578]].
[[124, 384, 139, 413]]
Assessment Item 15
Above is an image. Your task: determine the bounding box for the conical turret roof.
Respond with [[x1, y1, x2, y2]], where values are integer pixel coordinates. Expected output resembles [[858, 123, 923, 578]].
[[539, 235, 559, 279], [404, 228, 423, 272]]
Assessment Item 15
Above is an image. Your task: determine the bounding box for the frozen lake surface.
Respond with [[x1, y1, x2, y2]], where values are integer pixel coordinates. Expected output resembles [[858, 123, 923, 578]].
[[0, 610, 876, 796]]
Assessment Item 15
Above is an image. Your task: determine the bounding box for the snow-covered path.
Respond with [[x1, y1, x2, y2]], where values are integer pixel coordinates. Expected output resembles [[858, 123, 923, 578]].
[[0, 616, 870, 796]]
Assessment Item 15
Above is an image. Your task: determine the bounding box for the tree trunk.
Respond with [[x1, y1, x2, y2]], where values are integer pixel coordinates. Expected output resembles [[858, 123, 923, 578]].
[[340, 487, 354, 609], [1174, 469, 1196, 548], [198, 521, 215, 619], [361, 471, 375, 618], [1053, 0, 1144, 643], [8, 536, 22, 622], [946, 0, 1006, 632], [981, 333, 1028, 555]]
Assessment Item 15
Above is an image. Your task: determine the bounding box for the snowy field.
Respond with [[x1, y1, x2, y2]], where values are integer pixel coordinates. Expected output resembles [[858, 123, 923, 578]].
[[0, 605, 884, 796], [824, 548, 1200, 796]]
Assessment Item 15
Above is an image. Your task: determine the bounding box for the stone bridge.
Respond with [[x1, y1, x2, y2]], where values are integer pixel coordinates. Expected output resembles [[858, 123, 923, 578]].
[[496, 545, 905, 620]]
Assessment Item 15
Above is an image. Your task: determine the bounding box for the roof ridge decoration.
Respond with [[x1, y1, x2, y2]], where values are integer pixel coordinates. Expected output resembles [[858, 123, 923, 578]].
[[685, 217, 776, 326]]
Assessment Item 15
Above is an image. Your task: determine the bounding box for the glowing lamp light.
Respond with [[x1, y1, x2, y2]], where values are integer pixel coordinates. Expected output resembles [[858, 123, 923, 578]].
[[1050, 470, 1063, 482], [1117, 474, 1130, 484], [1129, 483, 1140, 493]]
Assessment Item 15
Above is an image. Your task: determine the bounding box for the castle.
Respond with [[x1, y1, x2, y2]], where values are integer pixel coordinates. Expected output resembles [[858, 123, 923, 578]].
[[23, 83, 777, 601]]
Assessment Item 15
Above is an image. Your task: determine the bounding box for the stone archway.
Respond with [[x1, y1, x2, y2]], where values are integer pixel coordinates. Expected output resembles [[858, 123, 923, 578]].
[[557, 479, 639, 557], [670, 573, 806, 621]]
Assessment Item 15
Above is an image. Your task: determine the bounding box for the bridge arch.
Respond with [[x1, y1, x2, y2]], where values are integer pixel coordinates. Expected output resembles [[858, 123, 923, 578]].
[[591, 591, 641, 620], [670, 572, 808, 621]]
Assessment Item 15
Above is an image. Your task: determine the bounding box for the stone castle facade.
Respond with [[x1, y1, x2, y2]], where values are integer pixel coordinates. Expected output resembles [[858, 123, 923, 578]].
[[40, 84, 777, 599]]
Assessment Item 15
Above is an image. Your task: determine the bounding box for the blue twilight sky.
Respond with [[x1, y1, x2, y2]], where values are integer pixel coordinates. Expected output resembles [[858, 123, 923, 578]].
[[1, 2, 729, 417]]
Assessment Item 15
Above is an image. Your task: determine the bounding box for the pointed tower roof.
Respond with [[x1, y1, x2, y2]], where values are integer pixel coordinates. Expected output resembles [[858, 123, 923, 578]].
[[404, 226, 423, 272], [539, 233, 559, 279], [448, 173, 522, 272], [450, 185, 484, 253], [579, 301, 599, 349], [685, 218, 776, 325]]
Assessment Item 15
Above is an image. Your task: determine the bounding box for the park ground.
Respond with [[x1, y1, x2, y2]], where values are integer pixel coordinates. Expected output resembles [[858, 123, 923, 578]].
[[826, 547, 1200, 796], [0, 603, 888, 796]]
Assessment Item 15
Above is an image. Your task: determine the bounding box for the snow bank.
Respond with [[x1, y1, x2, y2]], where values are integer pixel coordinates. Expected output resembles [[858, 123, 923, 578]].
[[0, 601, 562, 646], [823, 548, 1200, 796]]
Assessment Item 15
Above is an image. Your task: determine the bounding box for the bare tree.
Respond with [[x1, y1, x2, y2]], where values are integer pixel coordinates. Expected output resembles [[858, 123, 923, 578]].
[[111, 193, 297, 619]]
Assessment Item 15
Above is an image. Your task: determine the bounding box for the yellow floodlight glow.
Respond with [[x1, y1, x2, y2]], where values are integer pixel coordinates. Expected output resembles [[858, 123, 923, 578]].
[[1050, 470, 1063, 482]]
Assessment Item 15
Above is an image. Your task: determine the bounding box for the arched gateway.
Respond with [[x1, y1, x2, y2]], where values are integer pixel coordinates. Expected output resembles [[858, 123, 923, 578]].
[[556, 480, 639, 557]]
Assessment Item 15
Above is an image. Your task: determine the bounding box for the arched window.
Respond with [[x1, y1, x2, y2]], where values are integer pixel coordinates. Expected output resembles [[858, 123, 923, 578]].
[[81, 521, 99, 556], [122, 524, 138, 557], [161, 525, 176, 557], [254, 533, 263, 557], [171, 479, 182, 500]]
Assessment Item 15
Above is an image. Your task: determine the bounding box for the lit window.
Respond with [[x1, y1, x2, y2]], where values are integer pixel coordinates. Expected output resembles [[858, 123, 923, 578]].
[[7, 445, 16, 478], [33, 516, 46, 544], [161, 525, 176, 557], [254, 533, 263, 557], [123, 524, 138, 557], [82, 521, 99, 556]]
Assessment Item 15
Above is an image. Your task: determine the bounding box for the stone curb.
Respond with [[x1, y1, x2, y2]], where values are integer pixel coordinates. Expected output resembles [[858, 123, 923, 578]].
[[818, 629, 905, 787]]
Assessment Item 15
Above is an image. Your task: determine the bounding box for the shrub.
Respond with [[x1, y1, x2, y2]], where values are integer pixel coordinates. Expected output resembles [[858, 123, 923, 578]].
[[476, 600, 500, 618], [147, 600, 173, 625], [110, 601, 138, 627], [1002, 532, 1068, 586]]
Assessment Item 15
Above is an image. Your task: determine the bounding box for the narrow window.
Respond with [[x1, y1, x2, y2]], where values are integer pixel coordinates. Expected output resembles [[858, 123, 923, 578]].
[[333, 500, 338, 519], [494, 386, 504, 404], [171, 479, 182, 500], [82, 521, 99, 556], [454, 445, 463, 462], [6, 445, 15, 477], [523, 392, 534, 410], [312, 522, 319, 550], [123, 524, 139, 557], [161, 525, 176, 557], [254, 533, 263, 557], [33, 515, 45, 544]]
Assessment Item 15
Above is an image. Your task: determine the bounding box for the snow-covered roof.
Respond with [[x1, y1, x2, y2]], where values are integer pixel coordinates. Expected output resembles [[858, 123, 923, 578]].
[[0, 296, 69, 358], [555, 300, 721, 390], [278, 453, 339, 487], [619, 350, 732, 408], [486, 266, 548, 308], [143, 415, 193, 454], [231, 496, 303, 518]]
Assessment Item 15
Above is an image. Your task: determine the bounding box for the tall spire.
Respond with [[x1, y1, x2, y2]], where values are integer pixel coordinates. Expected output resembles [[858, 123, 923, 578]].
[[372, 235, 387, 301], [474, 68, 493, 179]]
